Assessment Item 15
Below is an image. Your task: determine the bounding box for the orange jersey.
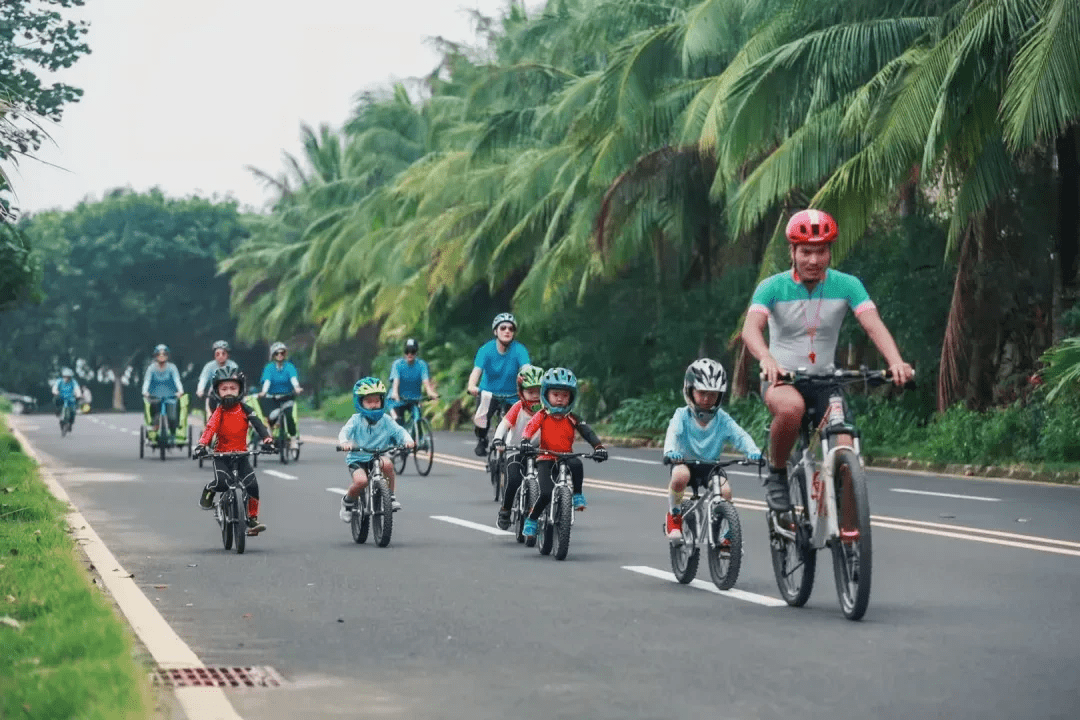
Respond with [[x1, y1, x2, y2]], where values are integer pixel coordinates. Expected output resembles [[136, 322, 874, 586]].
[[198, 402, 270, 453], [522, 409, 601, 460]]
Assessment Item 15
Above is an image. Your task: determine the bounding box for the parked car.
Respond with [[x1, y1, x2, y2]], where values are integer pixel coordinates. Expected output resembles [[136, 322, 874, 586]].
[[1, 389, 38, 415]]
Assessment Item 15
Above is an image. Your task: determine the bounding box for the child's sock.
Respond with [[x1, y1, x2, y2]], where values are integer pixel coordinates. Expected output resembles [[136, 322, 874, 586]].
[[668, 485, 684, 514]]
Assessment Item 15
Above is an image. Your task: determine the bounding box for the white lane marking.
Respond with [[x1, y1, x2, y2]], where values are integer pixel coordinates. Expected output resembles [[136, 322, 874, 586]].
[[131, 430, 140, 436], [613, 456, 659, 465], [263, 469, 298, 480], [890, 488, 1001, 502], [872, 521, 1080, 557], [5, 423, 247, 720], [622, 566, 787, 607], [431, 515, 513, 536], [326, 487, 350, 495]]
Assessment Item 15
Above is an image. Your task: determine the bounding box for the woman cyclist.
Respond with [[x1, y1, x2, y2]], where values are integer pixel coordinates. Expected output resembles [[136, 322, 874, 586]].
[[258, 341, 303, 442]]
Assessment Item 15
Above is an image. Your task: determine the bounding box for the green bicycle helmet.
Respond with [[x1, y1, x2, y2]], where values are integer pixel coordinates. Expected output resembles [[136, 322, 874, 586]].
[[517, 364, 545, 413], [353, 376, 387, 423], [540, 367, 577, 416]]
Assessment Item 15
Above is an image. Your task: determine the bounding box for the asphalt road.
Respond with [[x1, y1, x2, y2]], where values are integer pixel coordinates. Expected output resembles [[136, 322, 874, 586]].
[[11, 411, 1080, 720]]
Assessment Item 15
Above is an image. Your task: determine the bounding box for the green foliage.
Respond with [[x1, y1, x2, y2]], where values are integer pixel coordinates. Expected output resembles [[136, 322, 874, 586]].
[[605, 388, 680, 436], [0, 189, 251, 404], [0, 416, 152, 719], [0, 221, 37, 310], [0, 394, 12, 413], [317, 392, 355, 422], [1, 0, 90, 204], [1039, 337, 1080, 402]]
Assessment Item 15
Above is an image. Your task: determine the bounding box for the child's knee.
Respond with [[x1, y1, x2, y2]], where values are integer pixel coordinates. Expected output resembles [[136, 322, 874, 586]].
[[350, 469, 369, 488], [669, 464, 690, 490], [380, 458, 394, 476]]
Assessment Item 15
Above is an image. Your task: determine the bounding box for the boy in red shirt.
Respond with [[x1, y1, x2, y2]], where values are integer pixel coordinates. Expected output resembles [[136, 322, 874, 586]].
[[519, 367, 607, 538], [194, 369, 275, 535]]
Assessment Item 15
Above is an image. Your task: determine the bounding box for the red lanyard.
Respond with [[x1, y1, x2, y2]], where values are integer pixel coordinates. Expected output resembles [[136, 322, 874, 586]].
[[793, 270, 824, 364]]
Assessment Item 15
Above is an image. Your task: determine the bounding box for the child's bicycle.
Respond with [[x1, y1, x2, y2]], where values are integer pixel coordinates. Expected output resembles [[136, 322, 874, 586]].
[[665, 458, 758, 591], [391, 398, 435, 476], [57, 397, 78, 437], [199, 448, 273, 555], [484, 393, 518, 501], [336, 446, 402, 548], [765, 367, 913, 621], [503, 445, 539, 545], [528, 449, 600, 561]]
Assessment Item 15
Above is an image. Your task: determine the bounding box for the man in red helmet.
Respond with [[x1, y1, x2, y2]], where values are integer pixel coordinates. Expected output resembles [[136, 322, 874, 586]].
[[741, 209, 914, 512]]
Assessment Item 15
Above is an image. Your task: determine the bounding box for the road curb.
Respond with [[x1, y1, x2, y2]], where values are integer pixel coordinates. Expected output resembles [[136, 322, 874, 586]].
[[5, 419, 247, 720]]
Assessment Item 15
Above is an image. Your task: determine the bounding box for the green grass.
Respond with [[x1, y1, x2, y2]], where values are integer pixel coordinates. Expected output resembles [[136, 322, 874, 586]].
[[0, 415, 153, 720]]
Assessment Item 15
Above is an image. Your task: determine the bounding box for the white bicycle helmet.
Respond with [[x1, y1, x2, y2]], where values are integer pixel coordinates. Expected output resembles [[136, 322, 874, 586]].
[[492, 313, 517, 331], [683, 358, 728, 422], [269, 341, 287, 359]]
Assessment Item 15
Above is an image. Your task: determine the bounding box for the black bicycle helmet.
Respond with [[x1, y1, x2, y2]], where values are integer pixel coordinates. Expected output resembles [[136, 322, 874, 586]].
[[211, 367, 246, 408], [404, 338, 419, 354]]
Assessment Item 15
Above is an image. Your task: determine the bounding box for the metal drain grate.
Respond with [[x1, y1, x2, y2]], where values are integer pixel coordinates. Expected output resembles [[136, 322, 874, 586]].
[[153, 666, 285, 688]]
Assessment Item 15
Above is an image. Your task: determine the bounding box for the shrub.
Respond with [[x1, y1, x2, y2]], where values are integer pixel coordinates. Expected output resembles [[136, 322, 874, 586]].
[[605, 389, 680, 436]]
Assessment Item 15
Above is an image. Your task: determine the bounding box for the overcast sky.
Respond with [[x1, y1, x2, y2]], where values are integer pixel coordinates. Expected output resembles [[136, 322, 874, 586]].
[[10, 0, 516, 216]]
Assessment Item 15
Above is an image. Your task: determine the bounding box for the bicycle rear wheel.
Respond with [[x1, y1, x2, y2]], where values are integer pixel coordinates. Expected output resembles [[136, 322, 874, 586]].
[[489, 447, 502, 502], [769, 469, 816, 606], [414, 418, 434, 476], [372, 478, 393, 547], [139, 426, 145, 459], [670, 499, 700, 583], [831, 449, 872, 620], [232, 491, 246, 554], [159, 414, 167, 461], [708, 500, 742, 591]]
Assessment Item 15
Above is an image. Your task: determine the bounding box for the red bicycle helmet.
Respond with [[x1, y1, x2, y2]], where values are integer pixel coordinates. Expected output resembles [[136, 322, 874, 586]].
[[786, 209, 838, 244]]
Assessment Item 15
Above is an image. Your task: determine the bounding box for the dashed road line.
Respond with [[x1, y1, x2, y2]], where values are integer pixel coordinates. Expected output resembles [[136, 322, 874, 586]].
[[890, 488, 1001, 502], [622, 566, 787, 607], [431, 515, 513, 536], [263, 469, 298, 480]]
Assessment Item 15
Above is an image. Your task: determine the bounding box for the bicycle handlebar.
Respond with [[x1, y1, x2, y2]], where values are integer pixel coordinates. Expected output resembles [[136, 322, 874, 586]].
[[526, 450, 603, 461], [201, 449, 275, 459], [763, 367, 916, 389], [673, 457, 766, 468], [335, 445, 405, 454], [264, 392, 296, 400]]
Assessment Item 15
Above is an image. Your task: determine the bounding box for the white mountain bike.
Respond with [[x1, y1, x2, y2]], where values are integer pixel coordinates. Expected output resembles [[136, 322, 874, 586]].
[[766, 368, 911, 621]]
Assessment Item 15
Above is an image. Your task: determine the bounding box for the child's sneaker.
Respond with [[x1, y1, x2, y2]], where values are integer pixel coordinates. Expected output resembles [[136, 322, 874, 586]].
[[339, 495, 356, 523], [666, 511, 684, 541], [246, 516, 266, 535], [523, 518, 538, 537], [198, 485, 215, 509], [390, 495, 402, 511], [572, 493, 587, 511]]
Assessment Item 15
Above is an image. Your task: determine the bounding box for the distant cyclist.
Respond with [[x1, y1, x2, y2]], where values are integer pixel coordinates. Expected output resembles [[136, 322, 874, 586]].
[[258, 341, 303, 439], [467, 313, 530, 456], [52, 368, 82, 425], [196, 340, 239, 417], [388, 338, 439, 425], [142, 344, 185, 442]]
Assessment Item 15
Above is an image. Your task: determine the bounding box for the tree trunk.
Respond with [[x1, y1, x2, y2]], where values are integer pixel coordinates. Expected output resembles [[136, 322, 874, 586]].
[[898, 164, 920, 218], [938, 226, 977, 412], [112, 371, 125, 411], [1054, 125, 1079, 342], [730, 340, 751, 400]]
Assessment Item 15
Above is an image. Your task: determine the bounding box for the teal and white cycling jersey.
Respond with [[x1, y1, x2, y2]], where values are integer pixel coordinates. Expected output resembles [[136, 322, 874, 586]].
[[748, 269, 876, 374]]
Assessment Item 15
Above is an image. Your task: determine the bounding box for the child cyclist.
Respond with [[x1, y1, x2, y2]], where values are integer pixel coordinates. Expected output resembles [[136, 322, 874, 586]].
[[490, 364, 544, 530], [663, 359, 762, 542], [519, 368, 608, 538], [337, 377, 414, 521], [194, 368, 276, 535]]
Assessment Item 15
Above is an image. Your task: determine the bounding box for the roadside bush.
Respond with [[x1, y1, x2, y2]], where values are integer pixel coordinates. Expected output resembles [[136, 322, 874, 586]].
[[319, 393, 355, 422], [606, 389, 680, 436]]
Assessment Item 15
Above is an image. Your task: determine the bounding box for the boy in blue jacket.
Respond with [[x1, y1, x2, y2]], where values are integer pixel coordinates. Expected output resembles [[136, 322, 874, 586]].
[[338, 377, 414, 520], [663, 359, 761, 542]]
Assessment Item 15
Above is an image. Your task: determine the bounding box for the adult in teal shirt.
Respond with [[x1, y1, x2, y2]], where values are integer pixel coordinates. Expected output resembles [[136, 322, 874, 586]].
[[258, 341, 303, 438], [466, 313, 530, 456]]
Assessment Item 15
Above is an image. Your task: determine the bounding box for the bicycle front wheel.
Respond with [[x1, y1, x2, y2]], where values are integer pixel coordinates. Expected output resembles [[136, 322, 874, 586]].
[[372, 479, 393, 548], [831, 449, 872, 620], [522, 476, 539, 547], [393, 443, 407, 474], [232, 491, 246, 554], [351, 493, 369, 544], [489, 449, 502, 502], [278, 422, 288, 465], [670, 500, 700, 584], [769, 469, 816, 606], [414, 418, 434, 476], [708, 500, 742, 591], [552, 485, 573, 561], [220, 491, 233, 550]]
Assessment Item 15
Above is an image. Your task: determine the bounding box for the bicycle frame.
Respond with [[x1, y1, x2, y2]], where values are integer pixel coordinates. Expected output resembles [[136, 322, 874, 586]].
[[671, 460, 744, 549]]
